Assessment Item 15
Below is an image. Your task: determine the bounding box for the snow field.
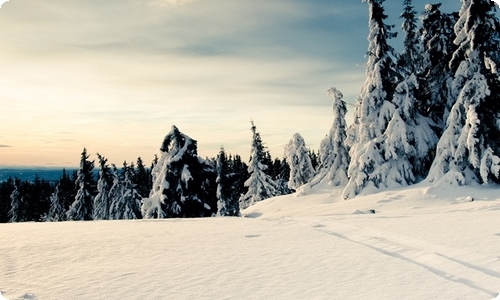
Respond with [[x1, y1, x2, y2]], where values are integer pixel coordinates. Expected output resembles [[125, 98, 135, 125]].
[[1, 184, 500, 299]]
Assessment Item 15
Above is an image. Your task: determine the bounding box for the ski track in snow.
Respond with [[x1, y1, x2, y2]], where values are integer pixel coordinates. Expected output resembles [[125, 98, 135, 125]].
[[255, 214, 500, 299], [2, 184, 500, 299], [313, 225, 500, 297]]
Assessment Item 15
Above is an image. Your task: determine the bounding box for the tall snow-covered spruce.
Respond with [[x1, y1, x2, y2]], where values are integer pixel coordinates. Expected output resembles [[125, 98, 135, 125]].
[[93, 153, 112, 220], [119, 162, 142, 219], [343, 0, 442, 199], [216, 148, 240, 217], [284, 133, 314, 191], [343, 0, 399, 199], [419, 4, 458, 128], [67, 148, 95, 221], [47, 184, 66, 222], [397, 0, 421, 76], [239, 121, 276, 210], [8, 180, 22, 223], [427, 0, 500, 185], [142, 125, 215, 218], [298, 88, 349, 195]]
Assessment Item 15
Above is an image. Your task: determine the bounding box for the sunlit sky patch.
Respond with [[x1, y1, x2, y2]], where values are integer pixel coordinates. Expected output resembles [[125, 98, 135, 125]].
[[0, 0, 469, 166]]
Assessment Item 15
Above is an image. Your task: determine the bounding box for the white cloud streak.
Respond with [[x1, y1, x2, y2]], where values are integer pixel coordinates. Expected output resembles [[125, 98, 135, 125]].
[[0, 0, 376, 166]]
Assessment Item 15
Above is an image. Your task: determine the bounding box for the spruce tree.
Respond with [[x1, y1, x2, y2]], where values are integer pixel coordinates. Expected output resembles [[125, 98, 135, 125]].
[[142, 125, 214, 218], [57, 169, 75, 212], [419, 4, 458, 127], [272, 158, 292, 196], [239, 121, 276, 210], [343, 0, 442, 198], [216, 148, 240, 217], [19, 175, 51, 221], [67, 148, 95, 221], [227, 154, 248, 202], [344, 0, 399, 199], [428, 0, 500, 185], [108, 164, 123, 219], [398, 0, 421, 75], [135, 157, 151, 198], [284, 133, 314, 190], [0, 177, 15, 223], [120, 162, 142, 219], [300, 88, 349, 195], [8, 179, 23, 223], [93, 153, 112, 220], [308, 149, 319, 171], [47, 184, 66, 222]]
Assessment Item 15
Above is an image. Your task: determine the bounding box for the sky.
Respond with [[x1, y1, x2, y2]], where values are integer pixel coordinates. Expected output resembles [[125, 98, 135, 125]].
[[0, 0, 474, 167]]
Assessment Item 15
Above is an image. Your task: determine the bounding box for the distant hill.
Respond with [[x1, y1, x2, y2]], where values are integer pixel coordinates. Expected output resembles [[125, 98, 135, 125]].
[[0, 168, 78, 183]]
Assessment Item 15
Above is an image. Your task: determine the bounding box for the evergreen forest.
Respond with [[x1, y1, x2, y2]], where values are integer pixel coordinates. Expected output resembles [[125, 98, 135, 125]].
[[1, 0, 499, 222]]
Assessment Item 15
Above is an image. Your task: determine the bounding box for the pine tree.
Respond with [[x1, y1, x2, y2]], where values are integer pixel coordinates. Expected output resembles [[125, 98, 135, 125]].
[[24, 175, 52, 221], [8, 179, 23, 223], [300, 88, 349, 195], [427, 0, 500, 185], [47, 184, 66, 222], [342, 0, 441, 199], [308, 149, 319, 171], [284, 133, 314, 190], [272, 158, 292, 196], [216, 148, 240, 217], [142, 125, 214, 218], [397, 0, 421, 75], [57, 169, 75, 212], [239, 121, 277, 210], [67, 148, 95, 221], [0, 177, 15, 223], [120, 162, 142, 219], [347, 0, 399, 144], [135, 157, 151, 198], [344, 0, 399, 199], [227, 154, 248, 202], [108, 164, 123, 219], [419, 4, 459, 127], [93, 153, 113, 220]]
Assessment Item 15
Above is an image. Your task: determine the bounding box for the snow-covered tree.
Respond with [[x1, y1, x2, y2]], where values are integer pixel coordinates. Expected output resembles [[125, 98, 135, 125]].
[[8, 180, 23, 223], [343, 0, 398, 199], [67, 148, 95, 221], [397, 0, 421, 76], [134, 157, 151, 198], [216, 148, 240, 217], [419, 4, 459, 126], [93, 153, 112, 220], [284, 133, 314, 190], [298, 88, 349, 195], [347, 0, 398, 145], [271, 158, 292, 196], [47, 184, 66, 222], [108, 164, 123, 219], [343, 0, 442, 199], [239, 121, 276, 210], [142, 125, 214, 218], [428, 0, 500, 185], [120, 162, 142, 219], [227, 154, 248, 202]]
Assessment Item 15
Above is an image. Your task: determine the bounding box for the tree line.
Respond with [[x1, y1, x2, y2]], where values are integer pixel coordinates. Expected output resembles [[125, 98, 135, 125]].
[[1, 0, 499, 221], [0, 133, 319, 222]]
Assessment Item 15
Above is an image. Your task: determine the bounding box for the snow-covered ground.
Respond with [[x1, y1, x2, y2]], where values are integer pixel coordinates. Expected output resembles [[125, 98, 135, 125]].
[[1, 183, 500, 300]]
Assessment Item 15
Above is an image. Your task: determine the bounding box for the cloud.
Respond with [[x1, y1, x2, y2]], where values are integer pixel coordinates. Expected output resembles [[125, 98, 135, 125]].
[[0, 145, 11, 148], [146, 0, 195, 7], [0, 0, 372, 165], [0, 0, 9, 8]]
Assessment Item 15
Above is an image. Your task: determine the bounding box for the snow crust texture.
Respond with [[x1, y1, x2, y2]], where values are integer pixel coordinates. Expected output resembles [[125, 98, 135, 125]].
[[1, 184, 500, 300]]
